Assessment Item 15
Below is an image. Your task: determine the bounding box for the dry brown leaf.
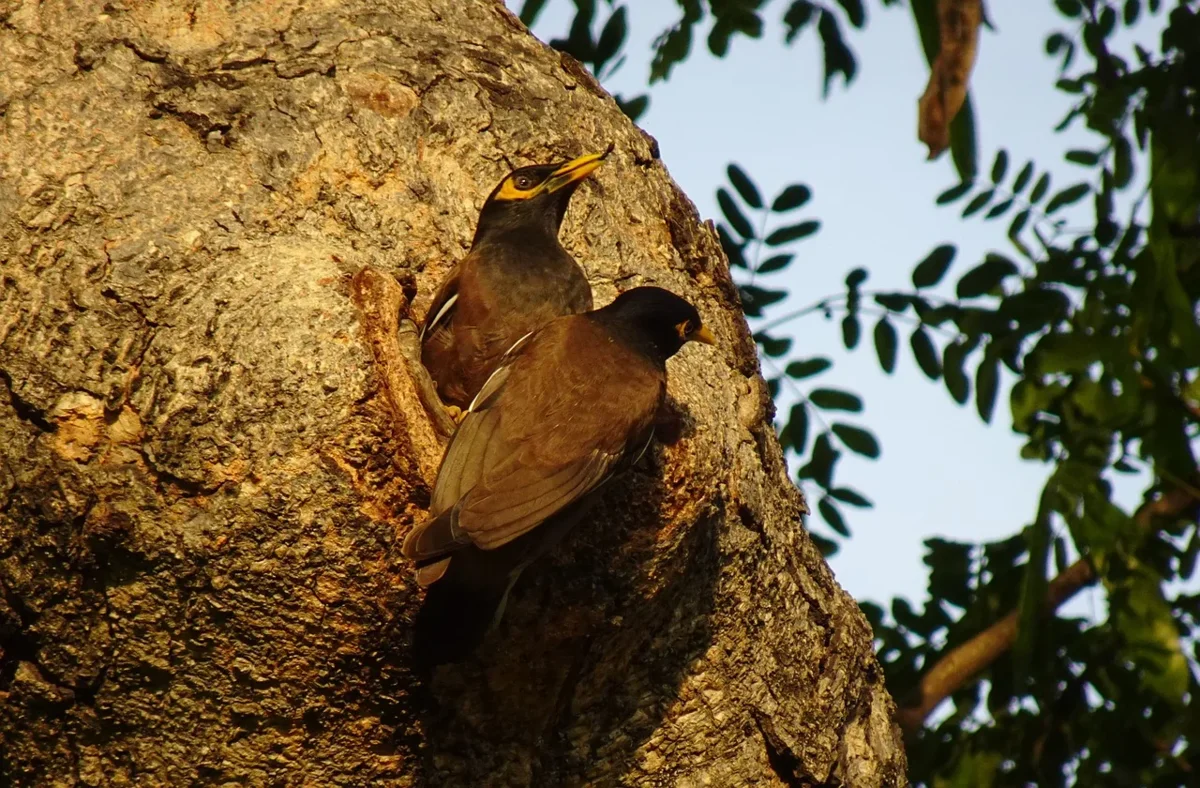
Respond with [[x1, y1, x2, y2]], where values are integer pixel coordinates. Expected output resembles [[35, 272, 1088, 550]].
[[918, 0, 983, 159]]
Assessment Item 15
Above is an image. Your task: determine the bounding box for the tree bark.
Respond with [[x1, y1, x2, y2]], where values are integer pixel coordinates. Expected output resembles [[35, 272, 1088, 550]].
[[0, 1, 908, 785]]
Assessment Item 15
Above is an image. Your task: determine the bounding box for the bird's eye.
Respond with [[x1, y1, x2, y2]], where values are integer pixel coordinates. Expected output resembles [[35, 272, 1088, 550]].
[[513, 175, 536, 190]]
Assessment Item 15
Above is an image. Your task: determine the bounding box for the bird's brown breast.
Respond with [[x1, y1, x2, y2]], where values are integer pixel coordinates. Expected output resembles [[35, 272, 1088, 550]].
[[422, 239, 592, 408]]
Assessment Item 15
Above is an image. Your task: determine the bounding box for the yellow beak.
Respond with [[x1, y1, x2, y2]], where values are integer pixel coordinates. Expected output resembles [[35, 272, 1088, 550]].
[[544, 143, 613, 192], [690, 325, 717, 346]]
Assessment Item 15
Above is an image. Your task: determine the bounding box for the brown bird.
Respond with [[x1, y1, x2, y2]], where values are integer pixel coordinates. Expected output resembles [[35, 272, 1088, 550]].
[[403, 286, 715, 665], [419, 148, 612, 410]]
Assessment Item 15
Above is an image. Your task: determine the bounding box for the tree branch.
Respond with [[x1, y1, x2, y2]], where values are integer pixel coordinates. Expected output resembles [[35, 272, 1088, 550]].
[[897, 484, 1200, 734]]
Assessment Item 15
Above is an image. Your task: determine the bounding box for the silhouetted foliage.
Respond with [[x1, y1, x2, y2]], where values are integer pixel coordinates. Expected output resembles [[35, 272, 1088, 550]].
[[521, 1, 1200, 784]]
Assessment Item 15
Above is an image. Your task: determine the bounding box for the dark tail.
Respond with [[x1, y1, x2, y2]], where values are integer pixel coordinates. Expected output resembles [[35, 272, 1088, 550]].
[[411, 550, 515, 669], [409, 503, 592, 668]]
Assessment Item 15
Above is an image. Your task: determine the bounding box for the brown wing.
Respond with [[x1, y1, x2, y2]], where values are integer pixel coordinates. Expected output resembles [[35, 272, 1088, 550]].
[[420, 264, 462, 396], [403, 317, 663, 561], [420, 253, 517, 408]]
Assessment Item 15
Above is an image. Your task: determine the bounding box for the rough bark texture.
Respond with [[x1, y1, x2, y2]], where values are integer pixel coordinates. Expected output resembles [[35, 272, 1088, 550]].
[[0, 1, 908, 785]]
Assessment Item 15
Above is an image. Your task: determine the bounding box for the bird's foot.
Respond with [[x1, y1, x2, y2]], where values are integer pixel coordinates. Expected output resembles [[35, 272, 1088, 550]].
[[397, 318, 457, 438]]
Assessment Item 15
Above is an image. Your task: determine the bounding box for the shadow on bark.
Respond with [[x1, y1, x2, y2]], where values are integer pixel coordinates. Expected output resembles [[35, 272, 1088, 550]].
[[344, 264, 721, 783], [357, 449, 720, 785]]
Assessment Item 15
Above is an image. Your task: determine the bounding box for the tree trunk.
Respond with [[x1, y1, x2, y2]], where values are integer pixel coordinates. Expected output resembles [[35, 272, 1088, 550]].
[[0, 1, 908, 784]]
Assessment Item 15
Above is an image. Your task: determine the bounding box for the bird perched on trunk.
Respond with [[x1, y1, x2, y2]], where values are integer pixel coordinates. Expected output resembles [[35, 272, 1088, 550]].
[[403, 286, 715, 666], [419, 147, 612, 410]]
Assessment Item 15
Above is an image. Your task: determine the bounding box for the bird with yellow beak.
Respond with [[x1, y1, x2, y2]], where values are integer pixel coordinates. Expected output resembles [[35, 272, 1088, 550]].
[[420, 147, 612, 410]]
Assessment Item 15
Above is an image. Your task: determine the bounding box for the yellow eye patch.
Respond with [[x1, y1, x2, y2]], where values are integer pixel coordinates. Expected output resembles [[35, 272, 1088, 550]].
[[494, 177, 543, 201], [490, 149, 610, 203]]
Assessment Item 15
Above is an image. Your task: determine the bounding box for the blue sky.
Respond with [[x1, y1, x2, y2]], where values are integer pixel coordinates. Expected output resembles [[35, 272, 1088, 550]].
[[510, 1, 1163, 616]]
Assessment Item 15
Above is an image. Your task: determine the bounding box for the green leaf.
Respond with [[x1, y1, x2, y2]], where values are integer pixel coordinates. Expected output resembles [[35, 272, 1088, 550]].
[[841, 314, 861, 349], [1065, 149, 1100, 166], [1029, 172, 1052, 203], [1013, 492, 1053, 695], [717, 188, 756, 240], [950, 94, 979, 182], [551, 2, 599, 63], [786, 357, 832, 379], [1112, 567, 1189, 707], [1011, 162, 1034, 194], [975, 354, 1000, 423], [1053, 535, 1068, 573], [874, 293, 910, 312], [984, 198, 1014, 219], [961, 189, 994, 218], [717, 225, 748, 269], [910, 0, 939, 63], [809, 388, 863, 412], [727, 164, 762, 209], [1008, 209, 1030, 239], [594, 6, 628, 73], [1044, 182, 1090, 213], [835, 0, 866, 28], [519, 0, 550, 26], [1123, 0, 1140, 26], [832, 423, 880, 458], [1055, 0, 1083, 17], [912, 244, 956, 288], [943, 341, 970, 404], [818, 496, 850, 536], [650, 6, 699, 83], [785, 402, 810, 454], [765, 220, 820, 245], [708, 19, 734, 58], [1000, 286, 1070, 329], [771, 184, 812, 212], [889, 599, 917, 634], [816, 9, 857, 94], [990, 149, 1009, 183], [1098, 5, 1117, 36], [615, 94, 649, 121], [783, 1, 816, 43], [956, 254, 1018, 298], [830, 487, 872, 507], [1010, 379, 1064, 434], [801, 431, 839, 487], [845, 267, 868, 288], [873, 317, 898, 374], [938, 751, 1004, 788], [1029, 332, 1102, 376], [809, 531, 838, 556], [936, 182, 972, 205], [910, 327, 942, 380], [738, 284, 786, 317], [756, 254, 793, 274], [1113, 133, 1134, 189], [754, 331, 792, 358]]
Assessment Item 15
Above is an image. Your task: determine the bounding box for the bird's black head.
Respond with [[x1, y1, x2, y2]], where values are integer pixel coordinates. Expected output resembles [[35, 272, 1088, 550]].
[[472, 146, 612, 245], [595, 286, 716, 363]]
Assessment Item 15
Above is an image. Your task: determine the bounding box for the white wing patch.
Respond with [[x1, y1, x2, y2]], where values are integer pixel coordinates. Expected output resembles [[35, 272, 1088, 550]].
[[420, 293, 458, 343], [466, 330, 535, 414]]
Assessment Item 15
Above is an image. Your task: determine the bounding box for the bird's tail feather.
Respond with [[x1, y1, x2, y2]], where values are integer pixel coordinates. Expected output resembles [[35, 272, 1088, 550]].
[[412, 551, 519, 668], [402, 504, 469, 567]]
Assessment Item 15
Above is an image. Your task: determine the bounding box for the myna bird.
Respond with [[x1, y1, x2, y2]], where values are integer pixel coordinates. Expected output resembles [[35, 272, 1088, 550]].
[[403, 286, 716, 666], [420, 147, 613, 410]]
